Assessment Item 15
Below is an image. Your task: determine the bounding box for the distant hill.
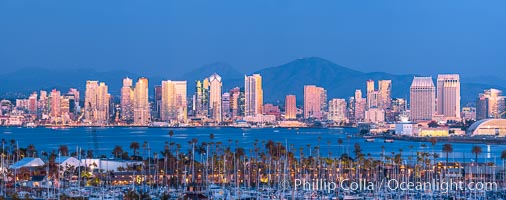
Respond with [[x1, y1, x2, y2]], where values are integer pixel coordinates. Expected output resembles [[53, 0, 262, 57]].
[[253, 57, 504, 104], [0, 58, 503, 104]]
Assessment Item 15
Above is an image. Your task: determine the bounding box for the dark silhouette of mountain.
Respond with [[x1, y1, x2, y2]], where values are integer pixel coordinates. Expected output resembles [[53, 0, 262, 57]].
[[0, 58, 503, 105], [253, 57, 504, 104]]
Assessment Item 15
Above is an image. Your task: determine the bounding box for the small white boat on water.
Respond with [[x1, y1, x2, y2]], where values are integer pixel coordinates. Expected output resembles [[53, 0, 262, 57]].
[[365, 138, 375, 142], [384, 139, 394, 143]]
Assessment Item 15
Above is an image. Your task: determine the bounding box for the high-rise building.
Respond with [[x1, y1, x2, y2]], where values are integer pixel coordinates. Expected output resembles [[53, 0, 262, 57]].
[[134, 78, 150, 125], [161, 81, 176, 121], [160, 80, 187, 122], [476, 88, 505, 120], [378, 80, 392, 110], [436, 74, 461, 120], [173, 81, 187, 122], [365, 108, 385, 124], [410, 77, 435, 121], [285, 95, 297, 120], [304, 85, 326, 119], [354, 89, 366, 122], [39, 90, 49, 116], [84, 81, 98, 122], [50, 89, 61, 119], [209, 73, 222, 122], [245, 74, 263, 116], [67, 88, 80, 111], [229, 87, 241, 119], [120, 78, 134, 122], [328, 98, 347, 123], [28, 92, 38, 114], [154, 85, 162, 120], [194, 79, 210, 118], [96, 82, 110, 123], [222, 92, 231, 120]]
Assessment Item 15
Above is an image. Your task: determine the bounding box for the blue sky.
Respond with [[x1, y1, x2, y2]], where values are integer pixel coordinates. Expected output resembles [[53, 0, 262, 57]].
[[1, 0, 505, 77]]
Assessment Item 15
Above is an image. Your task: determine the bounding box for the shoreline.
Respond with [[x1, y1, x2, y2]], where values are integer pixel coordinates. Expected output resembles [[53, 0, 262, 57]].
[[378, 135, 506, 145]]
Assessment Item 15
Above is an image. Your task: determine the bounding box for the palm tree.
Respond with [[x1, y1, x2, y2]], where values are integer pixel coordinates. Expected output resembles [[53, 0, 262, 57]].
[[58, 145, 69, 156], [169, 130, 174, 145], [471, 146, 482, 164], [112, 145, 124, 159], [442, 144, 453, 167], [130, 141, 140, 157], [27, 144, 36, 157]]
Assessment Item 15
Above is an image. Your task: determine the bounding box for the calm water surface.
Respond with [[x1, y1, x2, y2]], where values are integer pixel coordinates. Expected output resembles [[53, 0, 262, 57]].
[[1, 127, 505, 164]]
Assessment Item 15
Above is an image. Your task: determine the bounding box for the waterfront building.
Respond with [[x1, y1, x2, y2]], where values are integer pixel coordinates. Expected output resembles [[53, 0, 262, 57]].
[[410, 77, 435, 122], [436, 74, 461, 120], [120, 77, 134, 122], [461, 107, 476, 121], [395, 122, 414, 135], [417, 127, 449, 137], [209, 73, 222, 122], [303, 85, 326, 119], [467, 119, 506, 136], [285, 95, 297, 120], [328, 98, 347, 123], [365, 108, 385, 124], [476, 88, 505, 120], [133, 78, 150, 125], [263, 104, 281, 119], [244, 74, 263, 116]]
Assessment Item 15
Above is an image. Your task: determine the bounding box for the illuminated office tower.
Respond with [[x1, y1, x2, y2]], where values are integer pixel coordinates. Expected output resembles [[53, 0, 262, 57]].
[[476, 88, 505, 120], [161, 80, 176, 121], [222, 92, 231, 120], [366, 80, 379, 109], [96, 82, 110, 123], [229, 87, 241, 119], [28, 92, 38, 114], [285, 95, 297, 120], [436, 74, 461, 120], [39, 90, 49, 115], [120, 77, 134, 122], [304, 85, 326, 119], [68, 88, 80, 105], [84, 81, 99, 122], [194, 79, 210, 118], [154, 85, 162, 120], [378, 80, 392, 110], [209, 73, 222, 122], [244, 74, 263, 116], [173, 81, 187, 122], [328, 98, 347, 123], [50, 89, 61, 119], [410, 77, 435, 121], [354, 89, 366, 122], [134, 78, 150, 125]]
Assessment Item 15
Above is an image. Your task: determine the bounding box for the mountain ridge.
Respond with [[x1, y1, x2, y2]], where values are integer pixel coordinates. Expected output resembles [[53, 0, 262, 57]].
[[0, 57, 503, 104]]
